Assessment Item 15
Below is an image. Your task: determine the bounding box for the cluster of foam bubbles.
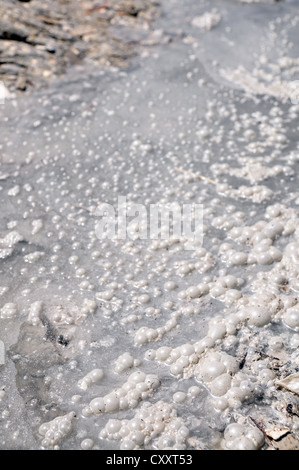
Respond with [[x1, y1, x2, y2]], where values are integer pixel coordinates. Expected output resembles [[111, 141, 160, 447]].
[[0, 231, 23, 260], [77, 369, 104, 391], [222, 422, 265, 450], [82, 371, 160, 416], [0, 303, 18, 319], [191, 10, 221, 31], [38, 412, 76, 449], [134, 313, 180, 345], [99, 400, 190, 450], [114, 352, 141, 373], [27, 301, 43, 326]]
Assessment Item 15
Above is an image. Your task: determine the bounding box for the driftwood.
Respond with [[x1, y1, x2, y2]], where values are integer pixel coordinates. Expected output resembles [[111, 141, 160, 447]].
[[0, 0, 161, 92]]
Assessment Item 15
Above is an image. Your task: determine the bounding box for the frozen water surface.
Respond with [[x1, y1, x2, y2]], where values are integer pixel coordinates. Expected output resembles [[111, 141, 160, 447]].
[[0, 0, 299, 450]]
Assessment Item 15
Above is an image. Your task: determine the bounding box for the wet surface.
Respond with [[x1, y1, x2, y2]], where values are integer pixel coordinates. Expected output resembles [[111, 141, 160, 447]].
[[0, 0, 298, 450]]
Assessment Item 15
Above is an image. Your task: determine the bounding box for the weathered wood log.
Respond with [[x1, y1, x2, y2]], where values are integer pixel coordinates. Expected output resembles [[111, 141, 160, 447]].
[[0, 0, 161, 93]]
